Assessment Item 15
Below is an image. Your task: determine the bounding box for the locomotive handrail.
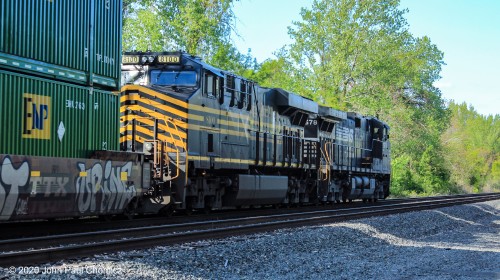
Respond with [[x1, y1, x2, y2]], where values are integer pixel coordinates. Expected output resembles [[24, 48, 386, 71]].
[[124, 114, 186, 182], [333, 143, 374, 171], [319, 141, 332, 181], [159, 117, 188, 181]]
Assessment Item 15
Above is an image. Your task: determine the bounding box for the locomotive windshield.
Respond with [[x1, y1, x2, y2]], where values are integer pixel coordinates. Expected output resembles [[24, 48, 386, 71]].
[[150, 70, 197, 87]]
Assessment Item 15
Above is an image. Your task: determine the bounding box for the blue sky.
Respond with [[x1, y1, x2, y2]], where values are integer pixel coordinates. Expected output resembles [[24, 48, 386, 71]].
[[232, 0, 500, 116]]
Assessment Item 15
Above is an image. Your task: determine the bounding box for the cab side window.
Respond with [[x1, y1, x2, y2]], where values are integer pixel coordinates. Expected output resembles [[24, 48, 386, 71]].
[[218, 77, 224, 104], [226, 75, 236, 106], [204, 72, 215, 98], [238, 81, 247, 109]]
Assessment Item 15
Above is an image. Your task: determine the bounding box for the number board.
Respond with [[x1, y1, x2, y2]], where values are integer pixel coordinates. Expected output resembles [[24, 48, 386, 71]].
[[157, 54, 181, 64], [122, 55, 140, 64], [304, 118, 319, 139]]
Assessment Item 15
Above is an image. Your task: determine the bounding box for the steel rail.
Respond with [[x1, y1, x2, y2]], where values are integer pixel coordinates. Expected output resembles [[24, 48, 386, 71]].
[[0, 193, 498, 267]]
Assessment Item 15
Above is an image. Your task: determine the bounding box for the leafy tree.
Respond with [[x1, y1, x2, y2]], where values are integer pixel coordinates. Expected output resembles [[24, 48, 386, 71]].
[[442, 102, 500, 192], [122, 0, 254, 72], [123, 3, 167, 51], [391, 154, 422, 196], [264, 0, 451, 196]]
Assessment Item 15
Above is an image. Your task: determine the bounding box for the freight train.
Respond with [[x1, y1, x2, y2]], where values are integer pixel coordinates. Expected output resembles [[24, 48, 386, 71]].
[[0, 1, 390, 222]]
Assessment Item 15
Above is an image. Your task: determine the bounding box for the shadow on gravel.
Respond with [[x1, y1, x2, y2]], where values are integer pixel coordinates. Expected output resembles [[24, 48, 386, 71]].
[[19, 202, 495, 280], [133, 202, 500, 280]]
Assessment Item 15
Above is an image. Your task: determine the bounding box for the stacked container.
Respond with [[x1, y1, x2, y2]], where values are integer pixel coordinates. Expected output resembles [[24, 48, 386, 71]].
[[0, 0, 122, 158]]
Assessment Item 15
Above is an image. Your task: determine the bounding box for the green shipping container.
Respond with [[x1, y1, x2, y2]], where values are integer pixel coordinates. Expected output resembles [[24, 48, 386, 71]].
[[0, 70, 119, 158], [0, 0, 122, 90]]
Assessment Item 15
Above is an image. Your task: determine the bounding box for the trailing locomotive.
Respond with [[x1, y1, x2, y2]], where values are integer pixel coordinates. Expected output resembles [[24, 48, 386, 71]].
[[119, 51, 391, 214]]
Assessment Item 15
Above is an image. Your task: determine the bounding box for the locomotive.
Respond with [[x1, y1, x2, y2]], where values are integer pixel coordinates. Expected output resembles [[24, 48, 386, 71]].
[[0, 0, 390, 222], [119, 51, 391, 215]]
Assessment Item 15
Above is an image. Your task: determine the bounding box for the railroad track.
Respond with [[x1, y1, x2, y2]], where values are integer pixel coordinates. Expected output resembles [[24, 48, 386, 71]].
[[0, 193, 498, 267], [0, 195, 435, 240]]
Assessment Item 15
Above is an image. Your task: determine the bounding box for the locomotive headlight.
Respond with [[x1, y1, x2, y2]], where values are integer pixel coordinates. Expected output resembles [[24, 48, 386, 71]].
[[143, 142, 154, 155], [148, 56, 155, 63], [141, 56, 148, 64]]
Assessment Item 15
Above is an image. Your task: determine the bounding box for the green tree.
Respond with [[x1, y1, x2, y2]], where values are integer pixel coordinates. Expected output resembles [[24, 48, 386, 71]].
[[122, 0, 254, 72], [269, 0, 451, 195], [442, 102, 500, 192], [123, 4, 167, 51]]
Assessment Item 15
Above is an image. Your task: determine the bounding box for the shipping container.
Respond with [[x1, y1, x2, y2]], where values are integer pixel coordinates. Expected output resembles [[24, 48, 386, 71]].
[[0, 0, 122, 90], [0, 70, 119, 158]]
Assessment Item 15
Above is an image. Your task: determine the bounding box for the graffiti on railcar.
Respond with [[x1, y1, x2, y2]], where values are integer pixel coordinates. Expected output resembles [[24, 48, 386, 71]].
[[28, 174, 73, 216], [75, 161, 137, 214], [30, 176, 71, 197], [0, 156, 30, 220], [0, 154, 140, 220]]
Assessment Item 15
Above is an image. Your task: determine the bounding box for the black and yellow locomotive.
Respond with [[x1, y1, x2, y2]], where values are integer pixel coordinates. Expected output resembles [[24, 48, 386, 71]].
[[120, 51, 391, 214]]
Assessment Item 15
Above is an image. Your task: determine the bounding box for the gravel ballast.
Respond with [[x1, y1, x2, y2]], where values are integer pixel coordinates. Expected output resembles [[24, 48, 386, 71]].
[[2, 199, 499, 280]]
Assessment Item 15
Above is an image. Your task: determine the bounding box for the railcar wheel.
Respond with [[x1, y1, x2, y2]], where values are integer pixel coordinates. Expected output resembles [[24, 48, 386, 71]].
[[122, 208, 135, 220], [204, 196, 214, 214], [122, 199, 137, 220], [99, 215, 113, 221], [160, 205, 175, 217]]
